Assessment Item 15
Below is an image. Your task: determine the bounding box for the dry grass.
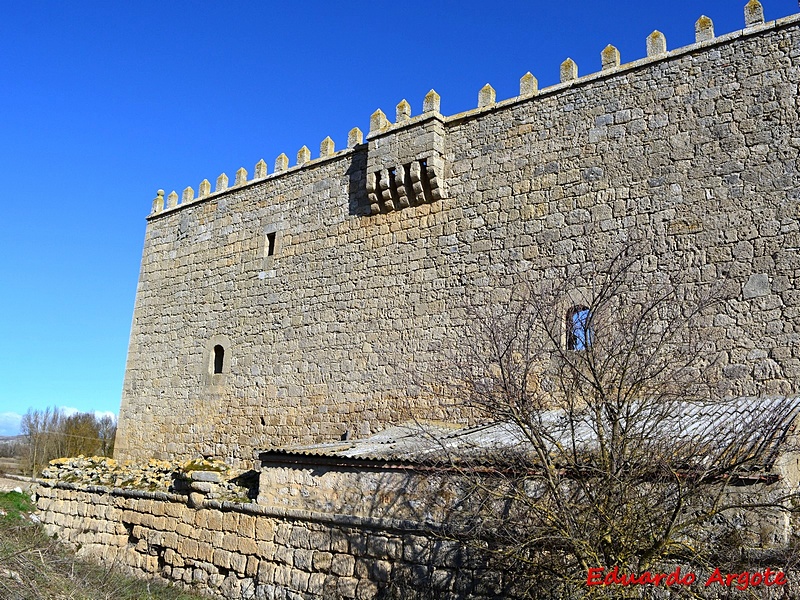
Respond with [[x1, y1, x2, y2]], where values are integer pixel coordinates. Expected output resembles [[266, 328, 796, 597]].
[[0, 491, 206, 600]]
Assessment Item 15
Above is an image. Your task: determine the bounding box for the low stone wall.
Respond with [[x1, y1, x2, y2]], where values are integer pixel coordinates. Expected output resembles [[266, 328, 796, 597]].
[[35, 481, 491, 600]]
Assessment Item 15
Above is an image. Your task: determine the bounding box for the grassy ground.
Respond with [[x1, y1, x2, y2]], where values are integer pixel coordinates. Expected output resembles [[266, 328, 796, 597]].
[[0, 491, 207, 600]]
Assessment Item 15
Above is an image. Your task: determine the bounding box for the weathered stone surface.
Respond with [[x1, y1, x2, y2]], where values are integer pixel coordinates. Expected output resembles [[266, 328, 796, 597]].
[[296, 146, 311, 165], [181, 186, 194, 204], [347, 127, 363, 147], [695, 16, 715, 42], [215, 173, 228, 192], [647, 30, 667, 56], [601, 44, 620, 70], [150, 189, 164, 214], [254, 159, 268, 179], [234, 167, 248, 187], [743, 273, 771, 299], [422, 89, 440, 113], [198, 179, 211, 197], [191, 470, 222, 483], [395, 99, 411, 122], [519, 72, 538, 96], [274, 153, 288, 172], [369, 109, 389, 133], [560, 58, 577, 82], [745, 0, 765, 26], [319, 136, 335, 157], [477, 83, 495, 107]]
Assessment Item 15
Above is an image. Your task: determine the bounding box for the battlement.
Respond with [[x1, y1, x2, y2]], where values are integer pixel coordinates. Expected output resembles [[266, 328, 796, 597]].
[[148, 0, 797, 219]]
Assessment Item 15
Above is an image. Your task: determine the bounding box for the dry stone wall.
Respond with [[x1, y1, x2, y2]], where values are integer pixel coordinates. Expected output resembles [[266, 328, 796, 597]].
[[116, 8, 800, 465], [36, 482, 491, 600]]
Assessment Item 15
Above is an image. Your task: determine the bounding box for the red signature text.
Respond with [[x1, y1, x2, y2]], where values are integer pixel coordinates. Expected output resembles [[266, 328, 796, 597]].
[[587, 566, 787, 590]]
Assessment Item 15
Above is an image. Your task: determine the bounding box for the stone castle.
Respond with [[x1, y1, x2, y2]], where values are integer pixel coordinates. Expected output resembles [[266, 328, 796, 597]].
[[115, 1, 800, 466]]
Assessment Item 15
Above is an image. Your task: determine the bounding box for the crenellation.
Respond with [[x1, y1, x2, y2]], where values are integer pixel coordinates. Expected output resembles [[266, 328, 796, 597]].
[[296, 146, 311, 165], [319, 136, 335, 157], [601, 44, 621, 70], [347, 127, 363, 147], [234, 167, 248, 187], [746, 0, 765, 26], [182, 186, 194, 204], [696, 16, 715, 42], [477, 83, 496, 108], [215, 173, 228, 193], [166, 190, 178, 209], [395, 99, 411, 122], [275, 153, 289, 173], [422, 89, 440, 113], [199, 179, 211, 198], [519, 72, 538, 96], [647, 30, 668, 56], [560, 57, 578, 82], [369, 109, 390, 134], [147, 7, 799, 207], [254, 159, 268, 179]]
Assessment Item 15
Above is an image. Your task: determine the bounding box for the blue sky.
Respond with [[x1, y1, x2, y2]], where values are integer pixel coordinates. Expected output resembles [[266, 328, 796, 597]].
[[0, 0, 796, 437]]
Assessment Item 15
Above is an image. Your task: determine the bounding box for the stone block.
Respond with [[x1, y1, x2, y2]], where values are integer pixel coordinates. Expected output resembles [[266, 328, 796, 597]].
[[601, 44, 620, 70], [330, 553, 355, 576], [255, 518, 274, 541], [743, 273, 770, 299], [191, 470, 222, 483], [695, 16, 714, 42], [337, 576, 358, 598], [238, 537, 258, 556], [396, 99, 411, 122], [369, 109, 389, 133], [422, 89, 440, 113], [347, 127, 363, 147], [296, 146, 311, 165], [745, 0, 764, 27], [519, 72, 538, 96], [254, 159, 268, 179], [320, 136, 335, 157], [212, 548, 232, 569], [222, 511, 239, 531], [221, 532, 239, 552], [229, 551, 247, 574], [560, 58, 577, 82], [647, 31, 667, 57], [477, 84, 495, 108], [206, 511, 223, 531], [215, 173, 228, 192]]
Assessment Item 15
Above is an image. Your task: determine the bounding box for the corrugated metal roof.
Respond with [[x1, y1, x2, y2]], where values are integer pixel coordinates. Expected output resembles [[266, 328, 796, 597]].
[[259, 396, 800, 470]]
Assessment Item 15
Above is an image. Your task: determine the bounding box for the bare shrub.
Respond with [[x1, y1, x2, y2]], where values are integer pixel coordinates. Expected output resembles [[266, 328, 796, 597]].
[[420, 247, 800, 599]]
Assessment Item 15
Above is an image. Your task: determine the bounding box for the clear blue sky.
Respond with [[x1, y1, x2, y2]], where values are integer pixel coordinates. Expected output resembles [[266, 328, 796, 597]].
[[0, 0, 797, 436]]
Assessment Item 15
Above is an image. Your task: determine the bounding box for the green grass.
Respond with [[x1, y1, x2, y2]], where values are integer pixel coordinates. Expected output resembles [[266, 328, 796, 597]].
[[0, 491, 207, 600], [0, 490, 35, 521]]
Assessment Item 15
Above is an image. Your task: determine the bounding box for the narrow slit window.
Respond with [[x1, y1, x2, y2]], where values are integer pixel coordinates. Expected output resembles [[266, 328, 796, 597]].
[[566, 306, 592, 351], [266, 232, 276, 256], [213, 345, 225, 374]]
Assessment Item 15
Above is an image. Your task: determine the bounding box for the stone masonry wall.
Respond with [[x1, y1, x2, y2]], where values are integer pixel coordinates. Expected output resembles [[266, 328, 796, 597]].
[[116, 10, 800, 464], [36, 482, 491, 600]]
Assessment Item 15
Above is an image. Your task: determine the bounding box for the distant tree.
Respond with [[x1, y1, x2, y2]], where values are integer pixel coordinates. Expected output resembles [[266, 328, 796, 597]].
[[20, 408, 116, 476], [97, 414, 116, 457]]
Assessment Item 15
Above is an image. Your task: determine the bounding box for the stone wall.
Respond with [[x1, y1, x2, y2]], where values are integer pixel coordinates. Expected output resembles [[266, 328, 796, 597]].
[[35, 481, 490, 600], [116, 8, 800, 464]]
